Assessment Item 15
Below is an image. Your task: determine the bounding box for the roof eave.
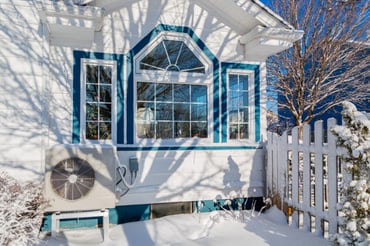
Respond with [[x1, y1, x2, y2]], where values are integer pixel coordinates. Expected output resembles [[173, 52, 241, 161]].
[[240, 25, 304, 61]]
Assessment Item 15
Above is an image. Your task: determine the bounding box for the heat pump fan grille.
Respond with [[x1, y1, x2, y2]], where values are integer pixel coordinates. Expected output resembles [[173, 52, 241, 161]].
[[50, 157, 95, 200]]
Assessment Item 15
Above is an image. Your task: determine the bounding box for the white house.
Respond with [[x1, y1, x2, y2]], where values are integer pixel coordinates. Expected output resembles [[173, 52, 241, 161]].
[[0, 0, 302, 226]]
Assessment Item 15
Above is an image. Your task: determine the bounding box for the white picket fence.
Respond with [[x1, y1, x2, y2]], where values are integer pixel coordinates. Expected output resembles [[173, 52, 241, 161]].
[[266, 118, 347, 238]]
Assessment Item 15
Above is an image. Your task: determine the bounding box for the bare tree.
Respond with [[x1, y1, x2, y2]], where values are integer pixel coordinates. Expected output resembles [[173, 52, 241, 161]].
[[267, 0, 369, 130]]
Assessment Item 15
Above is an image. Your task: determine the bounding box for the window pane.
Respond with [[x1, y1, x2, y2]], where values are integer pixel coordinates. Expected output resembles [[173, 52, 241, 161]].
[[176, 43, 205, 73], [174, 103, 190, 121], [137, 122, 155, 138], [191, 85, 207, 103], [140, 42, 169, 70], [229, 74, 238, 90], [191, 122, 207, 138], [99, 104, 111, 121], [100, 85, 111, 102], [240, 75, 248, 90], [175, 122, 190, 138], [163, 40, 182, 65], [156, 84, 172, 102], [137, 82, 155, 101], [86, 103, 98, 121], [156, 103, 173, 120], [100, 66, 112, 84], [191, 104, 207, 121], [86, 84, 98, 102], [240, 124, 249, 139], [240, 91, 249, 107], [174, 84, 190, 102], [229, 91, 239, 108], [86, 122, 98, 139], [229, 124, 238, 139], [240, 108, 248, 123], [157, 122, 172, 139], [86, 65, 98, 84], [229, 109, 238, 123], [137, 103, 155, 121], [99, 122, 111, 139]]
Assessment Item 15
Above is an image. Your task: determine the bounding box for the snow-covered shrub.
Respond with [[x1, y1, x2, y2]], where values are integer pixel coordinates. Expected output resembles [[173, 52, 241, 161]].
[[331, 101, 370, 245], [0, 171, 49, 246]]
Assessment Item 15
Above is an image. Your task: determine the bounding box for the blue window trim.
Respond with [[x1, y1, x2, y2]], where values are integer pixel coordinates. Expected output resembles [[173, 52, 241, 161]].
[[126, 24, 221, 144], [221, 62, 260, 143], [72, 27, 262, 145], [72, 50, 124, 144]]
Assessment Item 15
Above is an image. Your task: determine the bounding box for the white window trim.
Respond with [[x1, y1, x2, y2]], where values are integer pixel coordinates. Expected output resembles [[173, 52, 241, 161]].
[[135, 32, 213, 83], [80, 59, 117, 144], [133, 33, 214, 145], [226, 68, 255, 143]]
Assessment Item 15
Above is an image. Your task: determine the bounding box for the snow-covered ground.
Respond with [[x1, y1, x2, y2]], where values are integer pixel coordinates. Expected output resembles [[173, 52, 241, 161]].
[[37, 206, 330, 246]]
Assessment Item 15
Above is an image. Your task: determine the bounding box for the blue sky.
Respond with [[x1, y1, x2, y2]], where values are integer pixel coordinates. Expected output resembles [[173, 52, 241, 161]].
[[260, 0, 273, 8]]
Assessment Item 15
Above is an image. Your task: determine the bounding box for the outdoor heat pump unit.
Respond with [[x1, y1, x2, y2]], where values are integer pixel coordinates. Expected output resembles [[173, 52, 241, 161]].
[[44, 145, 117, 212]]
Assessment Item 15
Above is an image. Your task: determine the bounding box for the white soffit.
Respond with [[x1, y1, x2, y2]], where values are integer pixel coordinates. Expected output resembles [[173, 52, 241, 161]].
[[191, 0, 304, 60], [36, 1, 104, 46], [240, 25, 304, 61]]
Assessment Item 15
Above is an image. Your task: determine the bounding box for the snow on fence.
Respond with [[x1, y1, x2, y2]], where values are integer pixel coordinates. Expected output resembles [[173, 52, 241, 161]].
[[266, 118, 346, 238]]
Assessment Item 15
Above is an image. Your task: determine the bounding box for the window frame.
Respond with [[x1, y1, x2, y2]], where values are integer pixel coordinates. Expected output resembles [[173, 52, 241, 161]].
[[226, 69, 255, 142], [134, 32, 214, 145], [135, 32, 212, 82], [136, 82, 208, 140], [80, 59, 117, 144]]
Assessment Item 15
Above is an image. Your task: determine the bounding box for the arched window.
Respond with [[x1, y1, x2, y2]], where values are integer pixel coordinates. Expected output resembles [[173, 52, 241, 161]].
[[140, 40, 205, 73], [135, 34, 212, 141]]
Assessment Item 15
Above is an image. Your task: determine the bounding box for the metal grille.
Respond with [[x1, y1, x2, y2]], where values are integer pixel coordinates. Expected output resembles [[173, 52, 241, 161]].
[[50, 158, 95, 200]]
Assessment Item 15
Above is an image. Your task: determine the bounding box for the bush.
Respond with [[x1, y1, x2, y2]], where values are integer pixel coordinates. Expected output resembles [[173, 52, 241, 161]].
[[0, 171, 48, 246], [331, 101, 370, 245]]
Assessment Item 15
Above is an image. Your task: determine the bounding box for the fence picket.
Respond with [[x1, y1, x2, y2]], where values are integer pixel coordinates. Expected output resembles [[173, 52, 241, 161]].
[[314, 120, 324, 236], [327, 118, 338, 235], [266, 118, 341, 239], [303, 124, 311, 230], [280, 131, 288, 211], [291, 126, 299, 227], [266, 132, 273, 197]]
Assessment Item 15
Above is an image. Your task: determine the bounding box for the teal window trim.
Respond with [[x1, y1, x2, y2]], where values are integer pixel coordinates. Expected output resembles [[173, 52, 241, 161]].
[[221, 62, 260, 143], [126, 24, 221, 144], [117, 145, 262, 151], [72, 50, 124, 144]]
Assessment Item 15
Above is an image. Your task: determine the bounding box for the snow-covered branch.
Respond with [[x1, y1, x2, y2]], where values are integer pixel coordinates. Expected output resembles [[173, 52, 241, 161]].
[[331, 101, 369, 245], [0, 172, 49, 246]]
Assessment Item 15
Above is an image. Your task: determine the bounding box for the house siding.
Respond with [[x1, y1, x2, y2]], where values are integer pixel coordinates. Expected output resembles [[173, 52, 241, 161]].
[[1, 0, 268, 207], [0, 1, 46, 181]]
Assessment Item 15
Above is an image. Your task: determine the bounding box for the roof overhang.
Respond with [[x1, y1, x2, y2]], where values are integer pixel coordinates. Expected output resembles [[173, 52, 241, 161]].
[[36, 0, 304, 59], [240, 25, 304, 61], [36, 1, 104, 47]]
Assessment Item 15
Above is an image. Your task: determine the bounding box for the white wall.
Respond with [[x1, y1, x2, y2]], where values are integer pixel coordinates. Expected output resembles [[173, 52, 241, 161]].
[[0, 0, 267, 205], [96, 0, 245, 61], [0, 0, 47, 181], [117, 148, 265, 205], [47, 46, 74, 145]]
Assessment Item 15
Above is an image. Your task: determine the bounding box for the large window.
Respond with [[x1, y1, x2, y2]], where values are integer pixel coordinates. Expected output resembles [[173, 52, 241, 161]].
[[136, 82, 207, 139], [136, 36, 210, 140], [228, 72, 253, 140], [82, 62, 115, 141]]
